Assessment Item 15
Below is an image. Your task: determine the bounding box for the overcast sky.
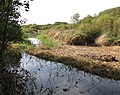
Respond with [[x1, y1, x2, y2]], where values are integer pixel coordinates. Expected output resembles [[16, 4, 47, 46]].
[[21, 0, 120, 25]]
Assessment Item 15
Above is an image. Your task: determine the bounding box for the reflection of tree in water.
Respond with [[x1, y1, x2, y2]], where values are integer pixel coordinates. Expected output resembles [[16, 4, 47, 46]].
[[41, 63, 103, 95], [20, 53, 106, 95], [1, 53, 120, 95], [0, 63, 37, 95]]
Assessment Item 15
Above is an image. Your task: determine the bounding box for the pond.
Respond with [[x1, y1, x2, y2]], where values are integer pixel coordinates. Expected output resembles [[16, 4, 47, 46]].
[[19, 52, 120, 95]]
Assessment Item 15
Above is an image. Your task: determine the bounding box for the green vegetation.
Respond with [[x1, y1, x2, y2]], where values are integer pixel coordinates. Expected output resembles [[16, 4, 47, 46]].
[[37, 32, 62, 47], [21, 7, 120, 46], [1, 4, 120, 94], [0, 0, 31, 59], [71, 13, 80, 24], [1, 3, 120, 56], [1, 45, 21, 65]]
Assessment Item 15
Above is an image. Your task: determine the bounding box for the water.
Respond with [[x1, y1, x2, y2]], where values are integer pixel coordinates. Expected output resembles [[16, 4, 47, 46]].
[[20, 52, 120, 95], [28, 38, 42, 46]]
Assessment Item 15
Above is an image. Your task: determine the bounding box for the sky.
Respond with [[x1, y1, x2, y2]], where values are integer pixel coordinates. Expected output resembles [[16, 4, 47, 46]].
[[21, 0, 120, 25]]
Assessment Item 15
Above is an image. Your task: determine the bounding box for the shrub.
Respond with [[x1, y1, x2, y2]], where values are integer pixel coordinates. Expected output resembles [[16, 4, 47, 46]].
[[78, 23, 101, 45], [108, 34, 120, 45]]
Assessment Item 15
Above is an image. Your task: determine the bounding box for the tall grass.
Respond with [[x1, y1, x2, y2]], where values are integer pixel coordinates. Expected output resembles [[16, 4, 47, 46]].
[[95, 34, 109, 46], [37, 32, 62, 47]]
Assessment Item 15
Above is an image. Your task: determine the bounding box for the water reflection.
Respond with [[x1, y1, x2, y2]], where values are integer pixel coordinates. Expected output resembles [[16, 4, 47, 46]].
[[20, 53, 120, 95], [28, 38, 41, 46], [0, 65, 37, 95]]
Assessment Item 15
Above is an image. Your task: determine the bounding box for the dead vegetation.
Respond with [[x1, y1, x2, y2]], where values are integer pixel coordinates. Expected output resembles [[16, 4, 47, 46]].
[[27, 45, 120, 80], [95, 34, 109, 46]]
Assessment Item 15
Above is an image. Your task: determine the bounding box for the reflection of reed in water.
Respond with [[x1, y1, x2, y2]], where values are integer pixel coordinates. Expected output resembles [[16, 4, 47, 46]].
[[20, 53, 104, 95], [0, 65, 37, 95], [1, 53, 120, 95]]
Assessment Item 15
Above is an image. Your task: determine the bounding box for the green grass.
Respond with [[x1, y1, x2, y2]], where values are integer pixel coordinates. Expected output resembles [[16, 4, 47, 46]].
[[15, 38, 33, 49], [37, 32, 62, 47]]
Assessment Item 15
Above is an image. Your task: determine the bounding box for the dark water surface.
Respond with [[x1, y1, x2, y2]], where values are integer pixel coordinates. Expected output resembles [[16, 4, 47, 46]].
[[19, 53, 120, 95]]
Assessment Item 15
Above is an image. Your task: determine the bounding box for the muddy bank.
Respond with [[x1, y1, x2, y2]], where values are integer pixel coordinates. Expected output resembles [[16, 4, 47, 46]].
[[26, 45, 120, 80]]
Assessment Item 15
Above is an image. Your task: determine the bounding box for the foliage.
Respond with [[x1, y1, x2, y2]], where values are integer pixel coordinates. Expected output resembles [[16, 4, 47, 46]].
[[75, 7, 120, 46], [54, 22, 68, 25], [37, 32, 62, 47], [71, 13, 80, 24], [2, 46, 21, 65], [0, 47, 36, 95], [21, 24, 41, 38], [0, 0, 32, 58], [22, 7, 120, 46], [78, 23, 101, 45], [80, 15, 93, 23], [99, 7, 120, 17]]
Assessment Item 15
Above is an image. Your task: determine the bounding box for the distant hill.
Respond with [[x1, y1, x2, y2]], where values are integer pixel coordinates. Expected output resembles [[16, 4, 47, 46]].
[[99, 7, 120, 16]]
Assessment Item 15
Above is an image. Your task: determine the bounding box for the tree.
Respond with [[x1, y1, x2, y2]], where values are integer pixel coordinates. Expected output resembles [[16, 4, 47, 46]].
[[71, 13, 80, 24], [0, 0, 31, 59]]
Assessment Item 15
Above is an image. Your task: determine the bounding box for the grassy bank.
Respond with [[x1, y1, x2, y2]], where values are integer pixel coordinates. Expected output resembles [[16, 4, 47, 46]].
[[1, 39, 33, 66], [37, 31, 62, 47], [26, 45, 120, 80]]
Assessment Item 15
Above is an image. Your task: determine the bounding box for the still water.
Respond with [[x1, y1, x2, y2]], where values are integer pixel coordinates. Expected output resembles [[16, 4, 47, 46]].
[[20, 52, 120, 95], [28, 38, 42, 46]]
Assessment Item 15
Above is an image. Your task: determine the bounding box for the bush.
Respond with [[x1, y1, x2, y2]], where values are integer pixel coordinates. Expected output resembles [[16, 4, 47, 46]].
[[108, 34, 120, 45], [77, 23, 102, 45]]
